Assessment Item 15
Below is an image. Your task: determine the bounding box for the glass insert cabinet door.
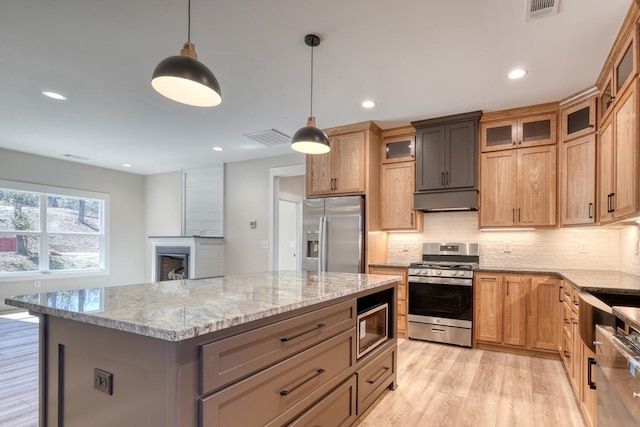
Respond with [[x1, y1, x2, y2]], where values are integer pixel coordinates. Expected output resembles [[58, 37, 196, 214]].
[[561, 97, 596, 141], [480, 113, 556, 152]]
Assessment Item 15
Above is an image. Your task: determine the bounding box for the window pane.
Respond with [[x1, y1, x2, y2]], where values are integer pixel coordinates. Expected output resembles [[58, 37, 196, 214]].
[[0, 189, 40, 232], [49, 235, 100, 270], [0, 234, 40, 273], [47, 196, 101, 234]]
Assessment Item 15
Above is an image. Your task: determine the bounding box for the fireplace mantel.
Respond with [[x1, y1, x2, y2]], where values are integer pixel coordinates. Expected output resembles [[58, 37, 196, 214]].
[[149, 236, 223, 281]]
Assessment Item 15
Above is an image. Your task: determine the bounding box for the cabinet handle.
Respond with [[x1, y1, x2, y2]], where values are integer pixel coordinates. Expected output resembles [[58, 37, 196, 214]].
[[571, 317, 578, 324], [607, 193, 612, 213], [588, 358, 597, 390], [366, 366, 390, 384], [512, 140, 516, 145], [334, 178, 338, 191], [564, 318, 571, 324], [610, 192, 615, 212], [411, 212, 414, 226], [512, 209, 515, 223], [564, 350, 570, 358], [558, 285, 563, 303], [519, 140, 522, 145], [280, 368, 326, 396], [518, 209, 521, 223], [588, 202, 593, 219], [588, 124, 595, 128], [506, 282, 509, 296], [441, 172, 445, 186], [445, 171, 449, 185], [607, 96, 616, 108], [280, 323, 326, 342]]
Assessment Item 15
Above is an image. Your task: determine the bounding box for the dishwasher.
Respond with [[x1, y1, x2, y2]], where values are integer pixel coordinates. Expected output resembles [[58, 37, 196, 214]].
[[595, 325, 640, 426]]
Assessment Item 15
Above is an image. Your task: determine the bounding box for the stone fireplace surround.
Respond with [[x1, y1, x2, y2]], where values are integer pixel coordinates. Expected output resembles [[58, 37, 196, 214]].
[[149, 236, 223, 281]]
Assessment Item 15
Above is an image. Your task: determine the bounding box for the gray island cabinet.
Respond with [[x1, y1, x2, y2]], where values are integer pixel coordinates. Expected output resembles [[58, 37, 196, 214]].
[[5, 271, 400, 427]]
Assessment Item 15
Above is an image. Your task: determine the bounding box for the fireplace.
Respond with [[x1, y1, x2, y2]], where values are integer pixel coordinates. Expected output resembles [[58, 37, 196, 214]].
[[149, 236, 224, 281], [156, 246, 190, 281]]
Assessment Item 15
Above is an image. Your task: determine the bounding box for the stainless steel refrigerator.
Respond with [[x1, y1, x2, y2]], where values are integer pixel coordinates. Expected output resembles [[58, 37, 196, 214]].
[[302, 195, 365, 273]]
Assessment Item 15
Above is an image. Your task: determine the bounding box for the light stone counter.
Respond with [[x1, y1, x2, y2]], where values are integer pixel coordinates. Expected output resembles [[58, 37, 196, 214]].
[[4, 271, 401, 342]]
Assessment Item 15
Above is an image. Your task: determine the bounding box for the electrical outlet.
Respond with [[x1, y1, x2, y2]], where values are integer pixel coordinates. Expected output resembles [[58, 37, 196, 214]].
[[33, 280, 41, 288], [93, 368, 113, 395], [403, 241, 409, 252], [260, 240, 269, 249], [579, 242, 587, 254], [503, 241, 511, 253]]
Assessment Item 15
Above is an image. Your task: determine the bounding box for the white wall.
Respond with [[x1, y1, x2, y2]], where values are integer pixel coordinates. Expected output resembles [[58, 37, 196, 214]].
[[224, 153, 305, 274], [0, 148, 146, 310], [387, 211, 628, 271]]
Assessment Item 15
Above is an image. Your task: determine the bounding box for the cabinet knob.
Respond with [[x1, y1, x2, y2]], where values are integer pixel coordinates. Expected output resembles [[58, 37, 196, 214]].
[[634, 392, 640, 399]]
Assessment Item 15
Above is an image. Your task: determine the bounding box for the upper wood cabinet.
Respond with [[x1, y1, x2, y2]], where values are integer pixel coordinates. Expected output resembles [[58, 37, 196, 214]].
[[379, 126, 422, 231], [480, 110, 557, 152], [381, 162, 421, 231], [380, 128, 415, 164], [480, 145, 556, 227], [306, 122, 381, 198], [413, 111, 482, 192], [599, 24, 638, 123], [598, 80, 639, 224], [560, 134, 596, 226], [561, 96, 596, 141]]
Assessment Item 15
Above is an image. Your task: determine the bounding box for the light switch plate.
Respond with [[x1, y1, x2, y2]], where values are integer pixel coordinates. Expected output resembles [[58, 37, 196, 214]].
[[260, 240, 269, 249]]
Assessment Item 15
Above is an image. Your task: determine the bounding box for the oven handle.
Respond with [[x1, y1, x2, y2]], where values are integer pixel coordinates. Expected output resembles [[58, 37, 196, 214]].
[[408, 276, 472, 286]]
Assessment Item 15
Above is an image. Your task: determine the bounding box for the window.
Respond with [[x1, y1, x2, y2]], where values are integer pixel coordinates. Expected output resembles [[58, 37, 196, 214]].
[[0, 180, 108, 278]]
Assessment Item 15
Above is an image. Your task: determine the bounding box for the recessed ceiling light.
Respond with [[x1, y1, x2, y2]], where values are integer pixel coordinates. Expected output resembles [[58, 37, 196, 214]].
[[212, 147, 223, 151], [122, 163, 132, 168], [42, 91, 67, 100], [508, 69, 527, 80], [362, 100, 377, 109]]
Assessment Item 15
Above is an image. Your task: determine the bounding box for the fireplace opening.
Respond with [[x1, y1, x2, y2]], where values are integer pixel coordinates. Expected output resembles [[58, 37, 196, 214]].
[[155, 246, 190, 281]]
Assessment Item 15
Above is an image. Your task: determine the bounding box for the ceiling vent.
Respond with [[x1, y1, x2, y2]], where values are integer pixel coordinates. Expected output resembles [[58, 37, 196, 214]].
[[526, 0, 559, 22], [244, 129, 292, 147]]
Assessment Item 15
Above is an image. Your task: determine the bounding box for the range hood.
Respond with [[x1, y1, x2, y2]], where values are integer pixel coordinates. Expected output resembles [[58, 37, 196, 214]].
[[414, 190, 478, 212]]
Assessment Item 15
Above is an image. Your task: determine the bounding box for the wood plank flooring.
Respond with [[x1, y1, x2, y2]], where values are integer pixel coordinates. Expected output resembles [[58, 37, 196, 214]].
[[0, 314, 585, 427], [357, 339, 585, 427], [0, 312, 38, 427]]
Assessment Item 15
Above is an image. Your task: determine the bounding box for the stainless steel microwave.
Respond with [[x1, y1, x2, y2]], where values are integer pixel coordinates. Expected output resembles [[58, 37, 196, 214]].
[[356, 303, 389, 358]]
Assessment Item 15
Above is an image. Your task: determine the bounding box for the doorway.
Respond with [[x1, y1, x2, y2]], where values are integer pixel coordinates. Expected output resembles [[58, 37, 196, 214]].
[[269, 164, 305, 271]]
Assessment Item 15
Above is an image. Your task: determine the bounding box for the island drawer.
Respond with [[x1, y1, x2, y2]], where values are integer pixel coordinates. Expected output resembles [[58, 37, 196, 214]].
[[200, 299, 356, 394], [356, 344, 396, 414], [287, 375, 357, 427], [199, 328, 356, 427]]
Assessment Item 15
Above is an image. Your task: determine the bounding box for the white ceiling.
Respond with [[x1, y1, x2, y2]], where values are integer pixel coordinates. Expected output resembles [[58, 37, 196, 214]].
[[0, 0, 633, 175]]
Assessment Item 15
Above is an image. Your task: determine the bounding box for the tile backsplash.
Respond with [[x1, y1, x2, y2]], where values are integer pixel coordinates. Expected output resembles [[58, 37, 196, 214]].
[[387, 211, 638, 272]]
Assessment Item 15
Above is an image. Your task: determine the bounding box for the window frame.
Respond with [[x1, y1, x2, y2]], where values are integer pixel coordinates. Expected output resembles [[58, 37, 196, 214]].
[[0, 179, 110, 281]]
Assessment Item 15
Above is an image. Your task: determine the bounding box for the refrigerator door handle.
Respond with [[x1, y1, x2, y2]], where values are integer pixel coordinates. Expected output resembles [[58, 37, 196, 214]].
[[318, 217, 329, 272]]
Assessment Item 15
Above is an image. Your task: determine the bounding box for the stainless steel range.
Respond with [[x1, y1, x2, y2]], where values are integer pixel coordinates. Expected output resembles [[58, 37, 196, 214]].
[[408, 243, 479, 347]]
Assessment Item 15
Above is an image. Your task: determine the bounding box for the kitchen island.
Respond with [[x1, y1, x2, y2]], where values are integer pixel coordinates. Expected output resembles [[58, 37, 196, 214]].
[[5, 271, 401, 427]]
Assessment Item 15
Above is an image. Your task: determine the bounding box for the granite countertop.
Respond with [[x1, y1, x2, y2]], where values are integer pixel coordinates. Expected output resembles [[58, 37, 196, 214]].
[[4, 271, 401, 342], [477, 267, 640, 294], [369, 263, 411, 269]]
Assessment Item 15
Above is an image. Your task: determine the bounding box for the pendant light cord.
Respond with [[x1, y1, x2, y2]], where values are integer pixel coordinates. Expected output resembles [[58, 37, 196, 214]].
[[310, 43, 314, 117], [187, 0, 191, 43]]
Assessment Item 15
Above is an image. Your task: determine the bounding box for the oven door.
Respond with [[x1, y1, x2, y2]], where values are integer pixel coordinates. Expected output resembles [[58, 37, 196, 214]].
[[408, 276, 473, 328]]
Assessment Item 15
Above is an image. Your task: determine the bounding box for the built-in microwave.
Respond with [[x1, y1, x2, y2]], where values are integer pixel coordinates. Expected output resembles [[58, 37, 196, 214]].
[[356, 303, 389, 358]]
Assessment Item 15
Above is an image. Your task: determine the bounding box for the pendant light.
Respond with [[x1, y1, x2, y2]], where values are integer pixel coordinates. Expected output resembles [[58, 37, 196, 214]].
[[291, 34, 331, 154], [151, 0, 222, 107]]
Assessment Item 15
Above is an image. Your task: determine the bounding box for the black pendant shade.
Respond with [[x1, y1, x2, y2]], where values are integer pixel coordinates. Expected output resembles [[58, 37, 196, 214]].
[[291, 34, 331, 155], [151, 45, 222, 107], [291, 116, 330, 154], [151, 0, 222, 108]]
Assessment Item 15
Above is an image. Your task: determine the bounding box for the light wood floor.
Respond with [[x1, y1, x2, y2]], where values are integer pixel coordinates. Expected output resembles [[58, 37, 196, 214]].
[[358, 338, 585, 427], [0, 312, 38, 427], [0, 315, 584, 427]]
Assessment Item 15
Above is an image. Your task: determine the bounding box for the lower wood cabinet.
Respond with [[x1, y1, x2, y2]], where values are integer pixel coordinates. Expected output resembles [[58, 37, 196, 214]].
[[287, 375, 357, 427], [473, 272, 561, 355], [368, 266, 408, 337], [356, 343, 396, 415]]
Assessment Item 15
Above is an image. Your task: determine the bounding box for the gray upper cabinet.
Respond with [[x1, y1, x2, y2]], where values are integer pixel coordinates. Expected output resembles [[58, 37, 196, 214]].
[[414, 111, 482, 192]]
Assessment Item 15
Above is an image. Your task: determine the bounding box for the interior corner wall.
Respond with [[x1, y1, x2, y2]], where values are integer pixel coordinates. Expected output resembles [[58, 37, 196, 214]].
[[0, 148, 146, 311], [224, 153, 305, 275]]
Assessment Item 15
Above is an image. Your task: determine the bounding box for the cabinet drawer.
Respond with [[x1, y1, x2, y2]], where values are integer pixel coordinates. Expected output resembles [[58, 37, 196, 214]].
[[287, 375, 357, 427], [200, 328, 356, 427], [357, 345, 396, 414], [398, 281, 407, 300], [398, 299, 407, 317], [563, 303, 573, 339], [200, 299, 355, 394]]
